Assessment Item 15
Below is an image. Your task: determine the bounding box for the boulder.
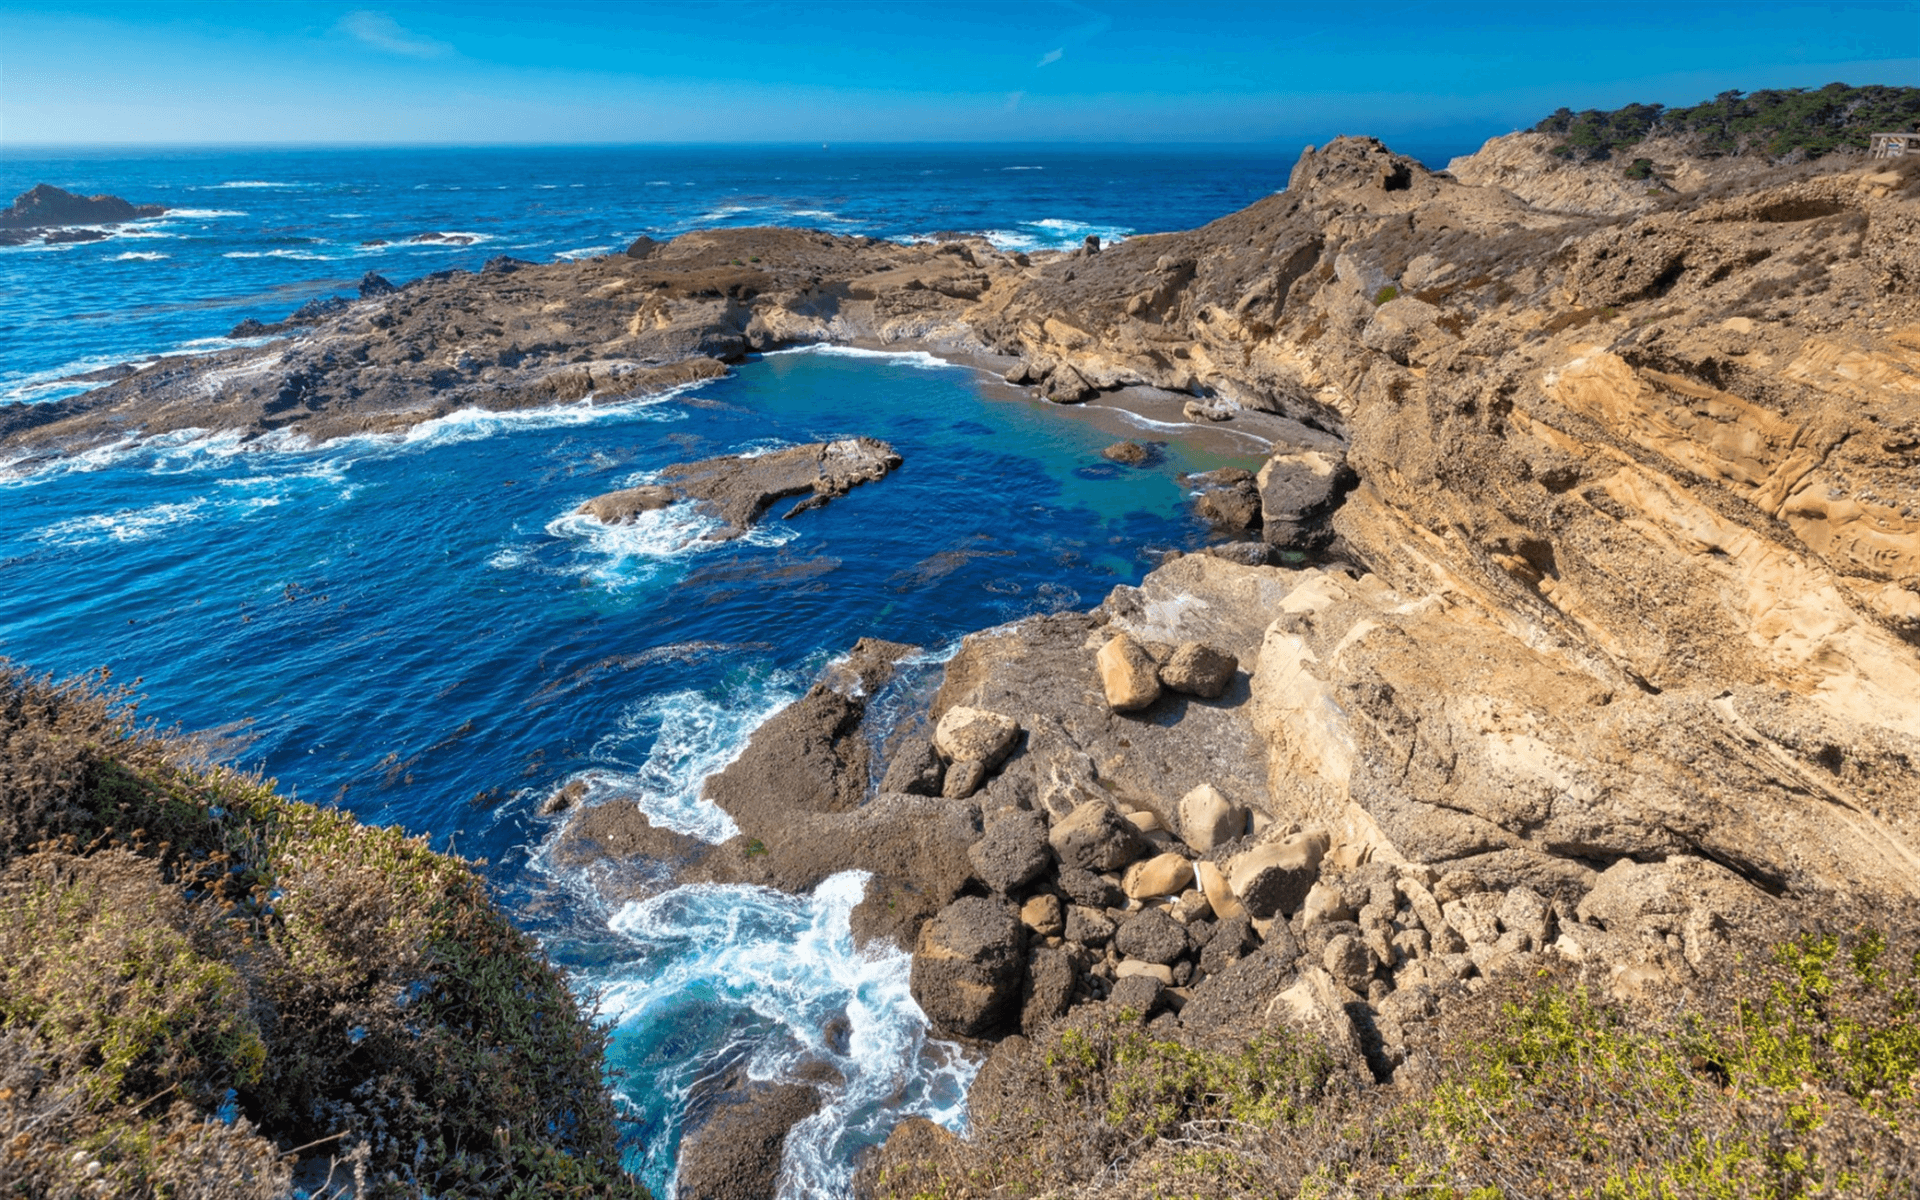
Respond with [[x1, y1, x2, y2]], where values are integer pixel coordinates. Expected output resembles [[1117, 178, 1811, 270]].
[[1322, 933, 1376, 993], [933, 706, 1021, 768], [1122, 852, 1195, 901], [1441, 892, 1505, 947], [1019, 893, 1065, 938], [1043, 364, 1095, 403], [1575, 856, 1776, 971], [357, 271, 397, 298], [1256, 449, 1356, 553], [879, 740, 944, 796], [1114, 960, 1174, 986], [624, 234, 661, 259], [1048, 801, 1147, 873], [910, 897, 1026, 1038], [1194, 859, 1246, 922], [1176, 784, 1244, 853], [1226, 830, 1329, 919], [1101, 441, 1152, 465], [942, 759, 988, 799], [1021, 946, 1078, 1035], [1114, 907, 1191, 965], [1108, 972, 1166, 1017], [1064, 904, 1115, 948], [1159, 642, 1238, 699], [1096, 633, 1162, 712], [1058, 868, 1124, 910], [1188, 468, 1262, 532], [1498, 885, 1555, 948], [1199, 914, 1256, 975], [1299, 880, 1357, 929], [969, 810, 1050, 894], [1266, 967, 1366, 1073]]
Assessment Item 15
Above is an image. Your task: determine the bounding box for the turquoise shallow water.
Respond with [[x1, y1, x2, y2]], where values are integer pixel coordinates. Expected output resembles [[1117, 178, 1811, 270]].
[[0, 343, 1259, 1195]]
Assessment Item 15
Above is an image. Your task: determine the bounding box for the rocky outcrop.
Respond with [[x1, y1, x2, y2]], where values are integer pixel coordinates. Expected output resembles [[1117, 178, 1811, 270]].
[[0, 184, 165, 246], [576, 438, 902, 539]]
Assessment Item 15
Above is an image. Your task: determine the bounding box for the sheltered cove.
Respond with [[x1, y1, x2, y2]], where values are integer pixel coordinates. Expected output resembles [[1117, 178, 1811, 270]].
[[6, 131, 1920, 1195]]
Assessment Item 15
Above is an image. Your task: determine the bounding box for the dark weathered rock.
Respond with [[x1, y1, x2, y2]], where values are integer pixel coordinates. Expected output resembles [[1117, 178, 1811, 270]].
[[1020, 946, 1077, 1036], [968, 810, 1050, 894], [879, 739, 944, 797], [1108, 972, 1166, 1019], [1048, 801, 1147, 873], [1188, 468, 1262, 532], [1159, 642, 1238, 699], [823, 637, 918, 697], [1226, 831, 1329, 919], [625, 234, 661, 259], [1064, 904, 1116, 948], [357, 271, 397, 298], [910, 897, 1026, 1038], [676, 1082, 821, 1200], [1257, 449, 1356, 553], [1058, 868, 1123, 910], [1113, 907, 1190, 965], [1198, 914, 1257, 976], [0, 183, 163, 229], [942, 758, 988, 799], [537, 778, 588, 816]]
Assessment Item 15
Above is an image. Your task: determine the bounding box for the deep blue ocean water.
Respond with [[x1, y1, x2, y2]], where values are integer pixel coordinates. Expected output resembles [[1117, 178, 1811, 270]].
[[0, 144, 1311, 1196]]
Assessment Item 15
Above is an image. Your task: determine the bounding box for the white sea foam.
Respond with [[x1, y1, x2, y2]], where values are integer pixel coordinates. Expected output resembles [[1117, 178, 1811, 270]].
[[209, 180, 297, 189], [111, 251, 168, 262], [577, 674, 802, 843], [602, 872, 977, 1199], [34, 499, 208, 546], [223, 249, 336, 261], [764, 343, 957, 372], [977, 218, 1133, 253], [553, 245, 614, 261], [159, 208, 247, 218], [1084, 402, 1277, 448]]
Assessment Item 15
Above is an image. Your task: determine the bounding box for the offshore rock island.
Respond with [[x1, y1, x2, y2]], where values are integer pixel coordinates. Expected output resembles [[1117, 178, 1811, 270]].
[[6, 115, 1920, 1197]]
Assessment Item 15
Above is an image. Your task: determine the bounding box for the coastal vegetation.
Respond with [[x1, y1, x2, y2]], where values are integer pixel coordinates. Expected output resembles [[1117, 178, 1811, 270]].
[[865, 925, 1920, 1199], [1533, 83, 1920, 162], [0, 665, 646, 1199]]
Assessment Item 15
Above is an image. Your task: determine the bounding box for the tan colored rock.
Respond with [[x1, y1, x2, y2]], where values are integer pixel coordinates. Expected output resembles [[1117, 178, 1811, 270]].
[[1122, 852, 1195, 900], [1019, 893, 1065, 938], [1442, 892, 1504, 947], [1123, 810, 1165, 834], [1194, 859, 1246, 922], [1096, 633, 1162, 712], [1115, 959, 1175, 985], [1177, 784, 1244, 854], [1299, 880, 1355, 930], [1159, 642, 1238, 698], [932, 705, 1020, 767]]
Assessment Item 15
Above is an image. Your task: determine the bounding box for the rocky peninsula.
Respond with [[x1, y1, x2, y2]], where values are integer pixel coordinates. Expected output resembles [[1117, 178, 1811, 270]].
[[6, 123, 1920, 1196]]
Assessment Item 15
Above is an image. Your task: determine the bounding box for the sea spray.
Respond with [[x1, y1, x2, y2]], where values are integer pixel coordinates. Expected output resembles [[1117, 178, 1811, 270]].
[[598, 871, 976, 1200]]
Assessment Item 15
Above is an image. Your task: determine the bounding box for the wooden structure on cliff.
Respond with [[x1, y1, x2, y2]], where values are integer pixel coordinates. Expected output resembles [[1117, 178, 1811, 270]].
[[1871, 132, 1919, 158]]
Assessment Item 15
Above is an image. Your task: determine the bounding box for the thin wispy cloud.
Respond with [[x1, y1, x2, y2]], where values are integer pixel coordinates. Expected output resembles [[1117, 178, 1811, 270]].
[[1037, 47, 1064, 67], [337, 10, 449, 58]]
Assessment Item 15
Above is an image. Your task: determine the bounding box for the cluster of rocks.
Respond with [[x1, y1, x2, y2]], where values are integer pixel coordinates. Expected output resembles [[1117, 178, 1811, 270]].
[[0, 183, 165, 246]]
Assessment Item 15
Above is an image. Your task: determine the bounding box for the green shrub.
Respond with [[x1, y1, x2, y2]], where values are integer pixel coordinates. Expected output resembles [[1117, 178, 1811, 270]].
[[0, 663, 648, 1198], [1374, 285, 1399, 306]]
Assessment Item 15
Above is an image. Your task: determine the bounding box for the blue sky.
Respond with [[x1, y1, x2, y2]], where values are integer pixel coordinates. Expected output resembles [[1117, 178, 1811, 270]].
[[1, 1, 1914, 145]]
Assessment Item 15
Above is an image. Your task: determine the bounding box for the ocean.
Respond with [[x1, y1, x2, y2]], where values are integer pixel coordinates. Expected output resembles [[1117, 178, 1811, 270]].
[[2, 142, 1337, 1196]]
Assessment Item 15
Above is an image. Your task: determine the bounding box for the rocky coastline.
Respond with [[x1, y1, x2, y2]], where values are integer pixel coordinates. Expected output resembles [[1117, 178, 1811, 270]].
[[8, 130, 1920, 1195]]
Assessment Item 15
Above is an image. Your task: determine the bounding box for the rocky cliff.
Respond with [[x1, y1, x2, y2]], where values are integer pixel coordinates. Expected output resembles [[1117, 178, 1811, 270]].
[[9, 132, 1920, 1196]]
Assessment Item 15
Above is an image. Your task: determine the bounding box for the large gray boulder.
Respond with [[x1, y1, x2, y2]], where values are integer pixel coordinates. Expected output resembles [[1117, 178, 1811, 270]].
[[968, 810, 1050, 894]]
